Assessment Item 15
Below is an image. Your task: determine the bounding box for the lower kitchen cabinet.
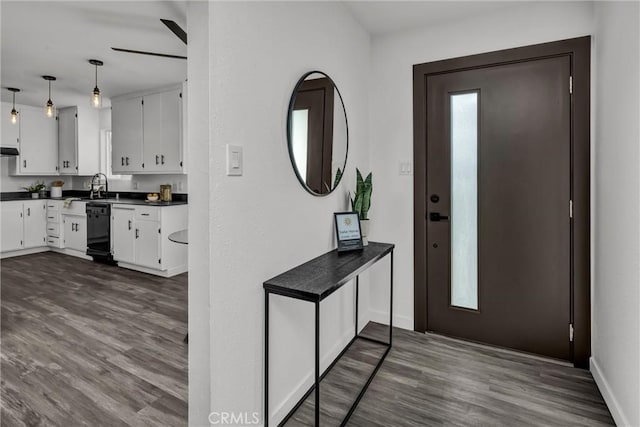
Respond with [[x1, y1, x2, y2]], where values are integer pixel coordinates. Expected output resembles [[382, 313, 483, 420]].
[[62, 215, 87, 253], [1, 202, 24, 252], [135, 219, 161, 269], [112, 206, 135, 263], [112, 204, 187, 277], [23, 200, 47, 248], [0, 200, 47, 254]]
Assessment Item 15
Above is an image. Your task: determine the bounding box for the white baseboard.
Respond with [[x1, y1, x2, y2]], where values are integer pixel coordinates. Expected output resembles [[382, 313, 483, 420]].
[[590, 357, 630, 426], [117, 262, 187, 278], [0, 247, 49, 259], [368, 308, 413, 330], [270, 327, 355, 425]]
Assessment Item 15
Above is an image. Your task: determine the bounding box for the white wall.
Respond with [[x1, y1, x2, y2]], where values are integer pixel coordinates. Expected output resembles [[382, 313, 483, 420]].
[[186, 1, 212, 425], [368, 1, 594, 330], [590, 2, 640, 426], [207, 2, 370, 425]]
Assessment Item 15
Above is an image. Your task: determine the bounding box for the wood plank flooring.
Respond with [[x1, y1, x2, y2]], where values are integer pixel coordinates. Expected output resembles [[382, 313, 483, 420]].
[[285, 323, 614, 427], [1, 252, 187, 426], [2, 253, 614, 426]]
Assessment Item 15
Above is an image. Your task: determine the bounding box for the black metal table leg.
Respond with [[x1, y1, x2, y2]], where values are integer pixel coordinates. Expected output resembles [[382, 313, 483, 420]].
[[265, 291, 270, 427], [390, 249, 394, 346], [355, 275, 359, 338], [315, 300, 320, 427]]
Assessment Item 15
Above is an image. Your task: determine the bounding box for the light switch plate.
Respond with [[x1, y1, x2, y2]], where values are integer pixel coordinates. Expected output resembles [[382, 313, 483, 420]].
[[399, 161, 413, 175], [226, 144, 243, 176]]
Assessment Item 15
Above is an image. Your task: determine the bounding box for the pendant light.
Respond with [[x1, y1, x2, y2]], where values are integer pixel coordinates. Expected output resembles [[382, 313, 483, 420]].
[[89, 59, 104, 108], [42, 75, 56, 118], [7, 88, 20, 124]]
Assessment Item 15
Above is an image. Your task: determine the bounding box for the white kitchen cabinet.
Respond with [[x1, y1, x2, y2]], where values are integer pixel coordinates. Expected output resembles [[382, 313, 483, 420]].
[[111, 203, 187, 276], [1, 202, 23, 252], [112, 206, 135, 263], [58, 107, 77, 173], [1, 102, 20, 148], [23, 200, 47, 248], [111, 84, 184, 174], [63, 215, 87, 253], [1, 200, 47, 254], [143, 89, 183, 173], [135, 219, 161, 269], [58, 106, 100, 175], [8, 104, 58, 175], [46, 200, 64, 249], [111, 97, 143, 174]]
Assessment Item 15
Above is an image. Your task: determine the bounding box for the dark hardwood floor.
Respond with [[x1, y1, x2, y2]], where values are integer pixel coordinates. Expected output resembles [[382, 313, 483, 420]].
[[1, 252, 187, 426], [2, 253, 614, 427], [286, 323, 614, 427]]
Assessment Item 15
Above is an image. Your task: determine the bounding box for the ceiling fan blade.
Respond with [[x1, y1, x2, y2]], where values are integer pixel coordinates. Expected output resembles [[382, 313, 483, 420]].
[[161, 19, 187, 45], [111, 47, 187, 60]]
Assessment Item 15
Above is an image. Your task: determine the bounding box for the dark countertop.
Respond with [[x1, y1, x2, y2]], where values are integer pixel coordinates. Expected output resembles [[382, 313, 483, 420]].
[[1, 191, 187, 206], [264, 242, 394, 302], [96, 198, 188, 207]]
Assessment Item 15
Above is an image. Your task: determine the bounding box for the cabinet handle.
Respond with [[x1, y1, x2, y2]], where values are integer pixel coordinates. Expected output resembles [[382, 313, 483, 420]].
[[128, 220, 132, 230], [161, 155, 165, 165], [135, 229, 139, 239], [27, 208, 31, 216], [23, 160, 26, 168], [126, 157, 130, 166], [156, 155, 159, 165], [121, 157, 125, 166]]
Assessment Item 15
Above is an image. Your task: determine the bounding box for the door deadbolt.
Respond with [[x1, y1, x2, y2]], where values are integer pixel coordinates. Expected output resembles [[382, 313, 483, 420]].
[[430, 194, 440, 203]]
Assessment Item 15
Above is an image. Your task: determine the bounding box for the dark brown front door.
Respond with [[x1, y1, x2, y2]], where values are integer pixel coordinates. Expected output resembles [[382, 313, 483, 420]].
[[425, 56, 572, 360]]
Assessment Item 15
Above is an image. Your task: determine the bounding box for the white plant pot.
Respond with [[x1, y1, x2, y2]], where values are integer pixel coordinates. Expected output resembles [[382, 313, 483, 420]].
[[31, 193, 39, 199], [360, 219, 370, 246]]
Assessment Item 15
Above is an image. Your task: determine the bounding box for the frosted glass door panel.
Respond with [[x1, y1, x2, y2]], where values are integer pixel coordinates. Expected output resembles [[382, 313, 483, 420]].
[[450, 92, 478, 310], [292, 109, 309, 180]]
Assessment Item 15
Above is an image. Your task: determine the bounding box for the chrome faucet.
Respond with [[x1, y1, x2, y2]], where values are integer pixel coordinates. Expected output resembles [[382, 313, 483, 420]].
[[89, 173, 109, 200]]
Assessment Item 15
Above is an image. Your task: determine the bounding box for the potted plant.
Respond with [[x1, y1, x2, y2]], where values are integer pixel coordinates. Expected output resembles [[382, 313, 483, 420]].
[[23, 181, 46, 199], [351, 169, 372, 246]]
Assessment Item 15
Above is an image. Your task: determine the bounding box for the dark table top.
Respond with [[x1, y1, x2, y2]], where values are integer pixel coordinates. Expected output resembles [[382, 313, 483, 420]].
[[263, 242, 394, 302]]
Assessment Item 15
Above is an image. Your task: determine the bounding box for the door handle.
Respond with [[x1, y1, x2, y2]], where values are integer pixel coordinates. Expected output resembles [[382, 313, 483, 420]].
[[429, 212, 449, 222]]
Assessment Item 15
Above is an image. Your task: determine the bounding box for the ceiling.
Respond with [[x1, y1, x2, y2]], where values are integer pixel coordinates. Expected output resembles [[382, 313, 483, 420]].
[[1, 1, 187, 108], [344, 1, 529, 36]]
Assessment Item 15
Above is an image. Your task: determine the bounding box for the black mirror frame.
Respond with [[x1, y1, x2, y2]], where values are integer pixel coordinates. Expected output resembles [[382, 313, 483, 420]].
[[286, 70, 349, 197]]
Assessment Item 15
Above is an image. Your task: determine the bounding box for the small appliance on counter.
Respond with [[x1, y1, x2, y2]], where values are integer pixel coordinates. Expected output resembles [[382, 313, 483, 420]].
[[160, 184, 172, 202], [51, 180, 64, 198]]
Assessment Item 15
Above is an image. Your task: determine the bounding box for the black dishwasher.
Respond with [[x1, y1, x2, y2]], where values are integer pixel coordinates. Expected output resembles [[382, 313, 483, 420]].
[[86, 202, 114, 264]]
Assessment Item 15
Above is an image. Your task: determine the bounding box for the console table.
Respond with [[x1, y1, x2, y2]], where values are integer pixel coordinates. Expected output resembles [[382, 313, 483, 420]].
[[264, 242, 394, 426]]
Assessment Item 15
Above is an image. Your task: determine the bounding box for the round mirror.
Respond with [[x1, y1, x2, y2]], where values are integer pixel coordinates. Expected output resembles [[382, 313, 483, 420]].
[[287, 71, 348, 196]]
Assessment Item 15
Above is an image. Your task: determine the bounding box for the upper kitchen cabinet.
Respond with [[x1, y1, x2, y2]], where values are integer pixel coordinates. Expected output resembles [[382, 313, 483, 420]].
[[58, 106, 100, 175], [111, 84, 185, 175], [111, 96, 144, 174], [143, 88, 183, 173], [1, 102, 20, 148], [8, 104, 58, 175]]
